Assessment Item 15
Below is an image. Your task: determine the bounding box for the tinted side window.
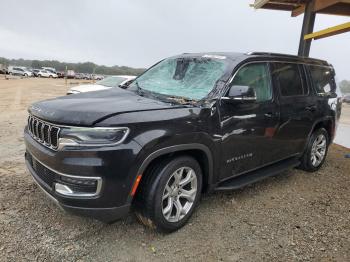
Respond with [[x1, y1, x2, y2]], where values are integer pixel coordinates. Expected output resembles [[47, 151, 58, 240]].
[[230, 63, 272, 102], [308, 65, 333, 94], [271, 63, 306, 97]]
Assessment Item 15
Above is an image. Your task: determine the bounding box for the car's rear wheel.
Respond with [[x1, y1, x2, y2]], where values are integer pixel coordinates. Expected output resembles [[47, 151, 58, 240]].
[[134, 156, 202, 232], [299, 128, 329, 172], [49, 75, 52, 78]]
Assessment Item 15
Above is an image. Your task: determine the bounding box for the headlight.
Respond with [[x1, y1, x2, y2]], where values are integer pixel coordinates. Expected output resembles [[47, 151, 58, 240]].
[[58, 127, 129, 149]]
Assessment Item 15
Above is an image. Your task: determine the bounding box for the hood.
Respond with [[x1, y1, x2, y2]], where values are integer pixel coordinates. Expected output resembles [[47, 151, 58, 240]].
[[69, 84, 109, 93], [29, 88, 181, 126]]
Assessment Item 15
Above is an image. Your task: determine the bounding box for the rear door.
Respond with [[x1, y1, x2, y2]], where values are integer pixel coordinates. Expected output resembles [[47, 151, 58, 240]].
[[270, 62, 316, 156]]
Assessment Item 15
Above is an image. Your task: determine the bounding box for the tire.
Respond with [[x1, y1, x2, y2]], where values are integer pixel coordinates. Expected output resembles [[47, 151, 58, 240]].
[[38, 74, 41, 78], [299, 128, 329, 172], [134, 156, 203, 232], [24, 73, 28, 77], [49, 75, 52, 78]]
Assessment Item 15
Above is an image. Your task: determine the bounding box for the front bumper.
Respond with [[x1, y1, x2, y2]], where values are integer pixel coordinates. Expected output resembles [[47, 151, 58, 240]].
[[24, 129, 142, 222], [25, 154, 130, 222]]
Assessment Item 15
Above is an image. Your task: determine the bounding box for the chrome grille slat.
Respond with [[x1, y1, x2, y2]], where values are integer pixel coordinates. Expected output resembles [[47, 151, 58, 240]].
[[43, 124, 50, 144], [27, 115, 60, 150], [38, 122, 43, 141], [30, 118, 34, 134]]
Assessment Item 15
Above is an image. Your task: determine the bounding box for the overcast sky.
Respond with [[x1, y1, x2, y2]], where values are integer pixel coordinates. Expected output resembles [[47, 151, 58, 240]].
[[0, 0, 349, 79]]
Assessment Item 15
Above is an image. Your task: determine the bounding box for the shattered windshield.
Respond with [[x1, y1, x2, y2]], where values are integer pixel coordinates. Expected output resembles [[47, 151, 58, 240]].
[[130, 56, 228, 100]]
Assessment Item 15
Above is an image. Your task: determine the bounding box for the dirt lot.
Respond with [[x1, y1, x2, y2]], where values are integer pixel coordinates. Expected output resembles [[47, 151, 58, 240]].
[[0, 78, 349, 261]]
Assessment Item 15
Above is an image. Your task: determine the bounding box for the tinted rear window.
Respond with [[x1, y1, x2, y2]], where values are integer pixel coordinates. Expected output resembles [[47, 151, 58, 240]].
[[271, 63, 306, 97], [308, 65, 334, 94]]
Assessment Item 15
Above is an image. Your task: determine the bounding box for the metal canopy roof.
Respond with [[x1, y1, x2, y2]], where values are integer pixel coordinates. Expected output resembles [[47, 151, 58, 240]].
[[252, 0, 350, 56], [253, 0, 350, 17]]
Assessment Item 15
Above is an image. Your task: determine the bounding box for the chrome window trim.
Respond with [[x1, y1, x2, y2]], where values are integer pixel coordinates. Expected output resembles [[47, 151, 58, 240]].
[[29, 153, 103, 198]]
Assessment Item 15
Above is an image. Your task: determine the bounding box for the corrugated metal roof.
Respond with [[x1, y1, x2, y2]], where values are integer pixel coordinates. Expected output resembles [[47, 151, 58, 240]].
[[253, 0, 350, 17]]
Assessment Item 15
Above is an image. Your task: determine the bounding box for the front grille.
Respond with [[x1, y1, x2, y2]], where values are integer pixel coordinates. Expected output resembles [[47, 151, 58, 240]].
[[28, 115, 60, 150]]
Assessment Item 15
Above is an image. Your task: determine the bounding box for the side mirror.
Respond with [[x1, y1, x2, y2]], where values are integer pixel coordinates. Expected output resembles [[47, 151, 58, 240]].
[[118, 81, 132, 89], [224, 85, 256, 102]]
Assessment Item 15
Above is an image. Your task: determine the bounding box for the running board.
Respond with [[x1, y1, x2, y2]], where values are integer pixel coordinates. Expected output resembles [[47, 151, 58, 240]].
[[215, 157, 300, 191]]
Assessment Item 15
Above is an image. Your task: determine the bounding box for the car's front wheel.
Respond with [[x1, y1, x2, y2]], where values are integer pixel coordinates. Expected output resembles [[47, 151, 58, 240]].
[[134, 156, 202, 232], [299, 128, 329, 172]]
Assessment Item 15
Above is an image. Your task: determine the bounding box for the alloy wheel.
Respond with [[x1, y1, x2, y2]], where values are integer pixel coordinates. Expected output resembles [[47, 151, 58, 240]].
[[310, 134, 327, 167], [162, 167, 197, 223]]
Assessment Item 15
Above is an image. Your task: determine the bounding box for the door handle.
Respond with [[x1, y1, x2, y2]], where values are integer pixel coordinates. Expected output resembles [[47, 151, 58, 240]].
[[264, 112, 274, 118], [305, 105, 316, 112]]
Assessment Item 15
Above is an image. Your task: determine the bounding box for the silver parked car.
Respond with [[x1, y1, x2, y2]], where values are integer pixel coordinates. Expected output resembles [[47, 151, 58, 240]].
[[7, 66, 33, 77]]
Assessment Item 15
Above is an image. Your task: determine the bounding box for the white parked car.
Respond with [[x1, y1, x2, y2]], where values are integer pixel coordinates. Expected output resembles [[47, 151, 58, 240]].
[[7, 66, 33, 77], [41, 67, 57, 74], [67, 75, 136, 95], [37, 69, 58, 78]]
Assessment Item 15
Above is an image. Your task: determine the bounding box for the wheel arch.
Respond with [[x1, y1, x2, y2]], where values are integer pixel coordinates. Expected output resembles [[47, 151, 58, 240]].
[[310, 117, 334, 142], [136, 144, 214, 194]]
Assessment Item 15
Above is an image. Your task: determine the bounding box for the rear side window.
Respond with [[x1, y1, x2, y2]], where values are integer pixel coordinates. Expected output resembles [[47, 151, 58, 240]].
[[308, 65, 333, 94], [230, 63, 272, 102], [271, 63, 306, 97]]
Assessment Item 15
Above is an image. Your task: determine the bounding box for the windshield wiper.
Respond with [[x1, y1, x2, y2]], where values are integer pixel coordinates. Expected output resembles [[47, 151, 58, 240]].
[[133, 82, 196, 105], [164, 96, 197, 105]]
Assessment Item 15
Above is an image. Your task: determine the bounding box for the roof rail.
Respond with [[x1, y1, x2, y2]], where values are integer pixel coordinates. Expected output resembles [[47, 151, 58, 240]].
[[246, 51, 329, 64], [246, 52, 301, 58]]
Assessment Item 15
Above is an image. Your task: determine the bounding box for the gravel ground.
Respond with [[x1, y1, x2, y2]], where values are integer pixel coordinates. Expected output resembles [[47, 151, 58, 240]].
[[0, 78, 349, 261]]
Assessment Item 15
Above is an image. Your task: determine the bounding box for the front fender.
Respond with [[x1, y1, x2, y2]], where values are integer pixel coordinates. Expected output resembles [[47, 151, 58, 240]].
[[123, 132, 220, 205]]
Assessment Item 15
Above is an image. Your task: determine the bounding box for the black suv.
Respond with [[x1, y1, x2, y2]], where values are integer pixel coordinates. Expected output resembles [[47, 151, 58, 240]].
[[24, 52, 342, 232]]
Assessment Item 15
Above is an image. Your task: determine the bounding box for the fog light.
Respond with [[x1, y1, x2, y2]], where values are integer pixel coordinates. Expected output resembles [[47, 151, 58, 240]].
[[55, 183, 74, 195], [55, 175, 102, 197]]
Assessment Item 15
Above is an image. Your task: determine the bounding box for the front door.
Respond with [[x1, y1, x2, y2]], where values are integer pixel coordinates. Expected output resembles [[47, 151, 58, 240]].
[[219, 62, 280, 180]]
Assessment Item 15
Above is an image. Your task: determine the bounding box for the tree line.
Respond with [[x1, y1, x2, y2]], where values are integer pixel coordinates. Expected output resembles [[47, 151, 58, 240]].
[[0, 57, 146, 76]]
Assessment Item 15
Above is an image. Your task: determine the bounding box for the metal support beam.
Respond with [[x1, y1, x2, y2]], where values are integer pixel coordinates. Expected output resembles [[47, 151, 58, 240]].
[[304, 22, 350, 40], [298, 1, 316, 57]]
